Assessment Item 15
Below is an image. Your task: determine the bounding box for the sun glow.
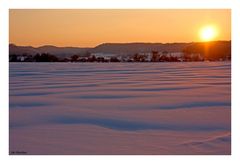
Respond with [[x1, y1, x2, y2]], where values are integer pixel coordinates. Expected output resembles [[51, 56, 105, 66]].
[[200, 25, 218, 42]]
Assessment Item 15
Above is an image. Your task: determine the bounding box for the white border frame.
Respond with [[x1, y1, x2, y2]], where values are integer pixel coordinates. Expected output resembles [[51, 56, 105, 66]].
[[1, 0, 240, 163]]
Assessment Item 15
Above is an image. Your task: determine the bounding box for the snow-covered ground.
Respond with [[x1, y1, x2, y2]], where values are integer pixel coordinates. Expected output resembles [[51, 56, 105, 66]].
[[9, 62, 231, 154]]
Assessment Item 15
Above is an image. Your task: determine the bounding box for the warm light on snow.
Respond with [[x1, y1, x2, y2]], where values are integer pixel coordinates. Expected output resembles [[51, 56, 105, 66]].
[[9, 62, 231, 154]]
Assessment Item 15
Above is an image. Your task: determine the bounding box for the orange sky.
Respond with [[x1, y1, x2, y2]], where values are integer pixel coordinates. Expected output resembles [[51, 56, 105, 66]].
[[9, 9, 231, 47]]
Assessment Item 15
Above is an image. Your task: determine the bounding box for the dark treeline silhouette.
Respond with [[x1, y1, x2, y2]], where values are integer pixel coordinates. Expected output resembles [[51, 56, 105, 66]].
[[9, 41, 231, 62], [34, 53, 59, 62], [10, 53, 59, 62]]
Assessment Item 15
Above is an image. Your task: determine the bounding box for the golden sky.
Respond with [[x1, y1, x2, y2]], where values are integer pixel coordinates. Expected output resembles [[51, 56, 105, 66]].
[[9, 9, 231, 47]]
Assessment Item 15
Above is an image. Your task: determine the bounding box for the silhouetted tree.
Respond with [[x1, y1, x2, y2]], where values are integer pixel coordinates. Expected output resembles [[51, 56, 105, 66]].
[[97, 57, 105, 62], [24, 55, 34, 62], [9, 54, 17, 62], [151, 51, 159, 62], [33, 53, 58, 62], [110, 57, 120, 62], [88, 55, 96, 62], [71, 55, 79, 62], [159, 54, 168, 62], [133, 53, 140, 62]]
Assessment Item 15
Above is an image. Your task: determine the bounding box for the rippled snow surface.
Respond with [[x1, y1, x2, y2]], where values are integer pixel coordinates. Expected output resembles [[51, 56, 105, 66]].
[[9, 62, 231, 154]]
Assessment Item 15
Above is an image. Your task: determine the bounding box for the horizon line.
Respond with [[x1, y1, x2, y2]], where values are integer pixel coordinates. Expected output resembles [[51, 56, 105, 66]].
[[9, 40, 231, 49]]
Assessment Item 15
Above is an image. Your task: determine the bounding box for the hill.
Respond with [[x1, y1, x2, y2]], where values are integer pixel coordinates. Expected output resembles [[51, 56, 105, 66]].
[[9, 41, 231, 60], [92, 43, 189, 55], [9, 44, 90, 58]]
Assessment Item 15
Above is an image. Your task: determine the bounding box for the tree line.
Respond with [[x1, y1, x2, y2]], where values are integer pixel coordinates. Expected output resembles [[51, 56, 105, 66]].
[[9, 41, 231, 62]]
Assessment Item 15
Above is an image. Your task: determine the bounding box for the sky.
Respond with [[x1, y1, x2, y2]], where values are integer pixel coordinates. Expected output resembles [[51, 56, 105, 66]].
[[9, 9, 231, 47]]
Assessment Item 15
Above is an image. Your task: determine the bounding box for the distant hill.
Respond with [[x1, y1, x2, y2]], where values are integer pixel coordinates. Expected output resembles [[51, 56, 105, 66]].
[[92, 43, 189, 55], [37, 45, 90, 57], [9, 41, 231, 59], [9, 44, 39, 55], [9, 44, 90, 58]]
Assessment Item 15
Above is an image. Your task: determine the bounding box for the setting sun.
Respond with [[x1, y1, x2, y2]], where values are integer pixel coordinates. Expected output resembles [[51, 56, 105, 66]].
[[9, 10, 230, 47], [200, 25, 218, 41]]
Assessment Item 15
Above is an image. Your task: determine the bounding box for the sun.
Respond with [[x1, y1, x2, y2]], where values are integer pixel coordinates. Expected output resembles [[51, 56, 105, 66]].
[[200, 25, 218, 42]]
